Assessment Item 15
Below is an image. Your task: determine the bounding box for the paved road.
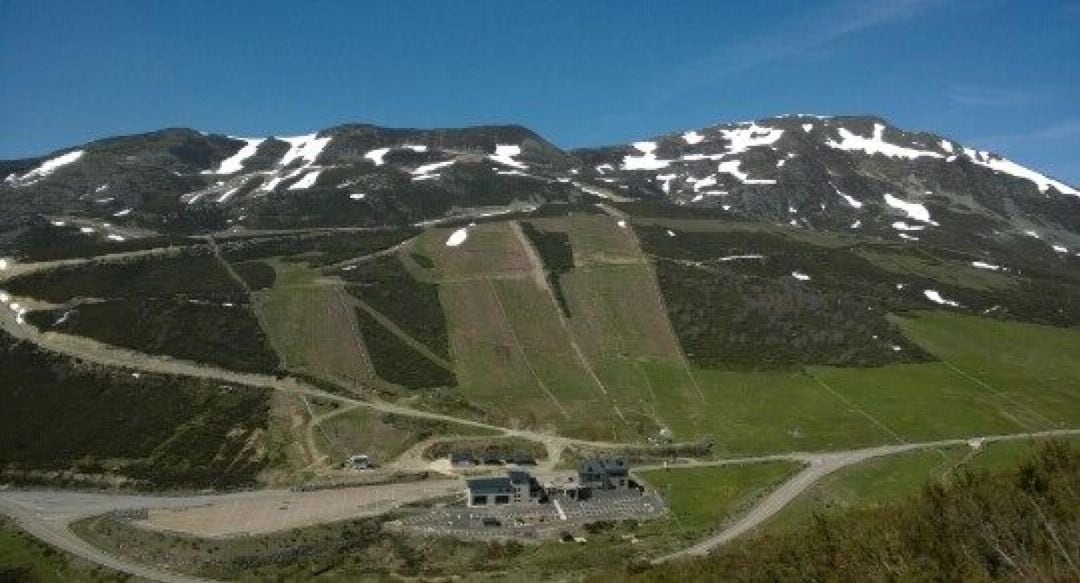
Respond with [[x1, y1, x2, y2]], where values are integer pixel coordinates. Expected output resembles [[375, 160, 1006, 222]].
[[652, 428, 1080, 563]]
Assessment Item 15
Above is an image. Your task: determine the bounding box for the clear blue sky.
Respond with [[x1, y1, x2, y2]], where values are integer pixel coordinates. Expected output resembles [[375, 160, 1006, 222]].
[[2, 0, 1078, 183]]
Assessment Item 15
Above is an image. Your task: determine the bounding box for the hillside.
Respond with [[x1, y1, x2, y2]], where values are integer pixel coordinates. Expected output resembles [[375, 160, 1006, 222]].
[[1, 115, 1079, 580]]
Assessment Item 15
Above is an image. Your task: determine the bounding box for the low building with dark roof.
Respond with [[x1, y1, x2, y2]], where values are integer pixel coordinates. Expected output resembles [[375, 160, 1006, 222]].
[[578, 457, 630, 491], [466, 469, 546, 507]]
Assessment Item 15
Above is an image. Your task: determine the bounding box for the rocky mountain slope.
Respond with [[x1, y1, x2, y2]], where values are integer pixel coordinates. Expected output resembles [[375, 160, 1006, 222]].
[[2, 115, 1077, 258]]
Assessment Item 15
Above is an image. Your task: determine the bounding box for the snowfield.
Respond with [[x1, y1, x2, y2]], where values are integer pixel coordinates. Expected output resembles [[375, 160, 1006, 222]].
[[962, 148, 1078, 195], [17, 150, 85, 183], [826, 123, 943, 160], [924, 289, 961, 307], [214, 138, 264, 174], [445, 228, 468, 247], [884, 193, 936, 224], [682, 130, 705, 145], [279, 134, 332, 168], [288, 169, 322, 190], [623, 141, 672, 171], [717, 160, 776, 185], [489, 144, 527, 169]]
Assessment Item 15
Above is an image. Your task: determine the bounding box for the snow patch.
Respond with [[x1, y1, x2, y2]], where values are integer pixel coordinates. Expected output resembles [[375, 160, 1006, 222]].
[[279, 134, 332, 168], [718, 254, 764, 262], [616, 220, 628, 229], [666, 229, 676, 237], [971, 261, 1001, 271], [719, 123, 784, 156], [445, 228, 468, 247], [826, 124, 944, 160], [924, 289, 961, 307], [716, 160, 776, 185], [214, 138, 264, 174], [892, 221, 926, 231], [216, 187, 239, 203], [349, 193, 366, 200], [364, 147, 391, 166], [288, 169, 323, 190], [17, 150, 85, 183], [106, 234, 125, 242], [112, 208, 132, 217], [850, 220, 862, 229], [802, 123, 813, 132], [884, 193, 936, 224], [962, 148, 1078, 195], [623, 141, 672, 170], [489, 144, 527, 169], [413, 160, 455, 178], [791, 271, 811, 281], [1052, 245, 1068, 254], [682, 130, 705, 145]]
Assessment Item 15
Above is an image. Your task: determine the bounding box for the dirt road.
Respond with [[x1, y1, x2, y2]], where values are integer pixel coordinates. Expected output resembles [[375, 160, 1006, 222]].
[[651, 428, 1080, 563]]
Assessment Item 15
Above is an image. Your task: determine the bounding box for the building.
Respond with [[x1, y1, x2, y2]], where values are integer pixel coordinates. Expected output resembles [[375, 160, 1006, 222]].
[[578, 457, 630, 491], [345, 454, 371, 470], [465, 469, 546, 507]]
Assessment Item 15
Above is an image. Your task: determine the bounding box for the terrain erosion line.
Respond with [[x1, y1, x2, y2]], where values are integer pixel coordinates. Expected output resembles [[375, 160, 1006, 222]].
[[483, 276, 570, 418], [621, 219, 707, 407], [349, 295, 455, 371], [938, 359, 1057, 430], [509, 220, 630, 432], [806, 372, 907, 443]]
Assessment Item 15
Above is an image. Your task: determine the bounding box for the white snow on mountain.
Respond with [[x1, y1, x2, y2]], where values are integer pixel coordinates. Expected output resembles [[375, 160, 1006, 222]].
[[802, 123, 813, 132], [719, 123, 784, 156], [833, 185, 863, 209], [692, 175, 717, 192], [682, 130, 705, 145], [17, 150, 85, 183], [279, 134, 332, 168], [717, 160, 776, 185], [924, 289, 961, 307], [892, 221, 926, 231], [623, 141, 672, 170], [288, 169, 322, 190], [214, 138, 264, 174], [884, 193, 936, 224], [489, 144, 527, 169], [971, 261, 1001, 271], [826, 123, 943, 160], [445, 228, 468, 247], [961, 148, 1078, 195], [364, 147, 390, 166], [413, 160, 456, 176], [791, 271, 811, 281]]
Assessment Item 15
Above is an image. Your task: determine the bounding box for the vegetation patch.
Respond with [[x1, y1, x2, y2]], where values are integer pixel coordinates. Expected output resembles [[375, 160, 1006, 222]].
[[9, 220, 199, 262], [623, 442, 1080, 581], [520, 221, 574, 316], [0, 516, 125, 582], [232, 259, 276, 291], [316, 408, 494, 465], [335, 253, 452, 360], [0, 332, 270, 490], [29, 298, 279, 374], [4, 247, 243, 303], [638, 461, 803, 534], [354, 307, 456, 389], [423, 436, 546, 462], [217, 229, 416, 266]]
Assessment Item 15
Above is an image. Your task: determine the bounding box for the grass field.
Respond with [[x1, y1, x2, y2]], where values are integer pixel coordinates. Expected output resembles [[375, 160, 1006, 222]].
[[637, 461, 804, 535], [0, 517, 122, 582], [255, 259, 374, 391], [314, 407, 496, 465], [762, 436, 1080, 535]]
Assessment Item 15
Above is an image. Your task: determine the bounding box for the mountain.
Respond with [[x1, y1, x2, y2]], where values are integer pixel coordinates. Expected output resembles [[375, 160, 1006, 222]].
[[2, 115, 1077, 256]]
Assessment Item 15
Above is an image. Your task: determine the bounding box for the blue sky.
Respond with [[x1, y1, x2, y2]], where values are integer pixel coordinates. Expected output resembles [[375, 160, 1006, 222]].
[[2, 0, 1078, 183]]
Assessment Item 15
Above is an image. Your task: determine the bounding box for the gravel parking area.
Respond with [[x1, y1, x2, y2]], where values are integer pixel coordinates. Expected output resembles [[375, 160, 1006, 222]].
[[391, 490, 667, 540]]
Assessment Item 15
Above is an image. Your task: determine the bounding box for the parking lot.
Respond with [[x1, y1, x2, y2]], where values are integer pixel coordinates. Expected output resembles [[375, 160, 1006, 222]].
[[390, 490, 667, 540]]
